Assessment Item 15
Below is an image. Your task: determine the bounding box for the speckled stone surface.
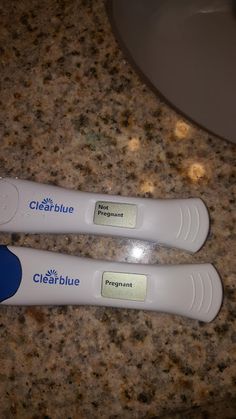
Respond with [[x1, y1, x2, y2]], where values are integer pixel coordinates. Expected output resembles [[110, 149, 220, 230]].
[[0, 1, 235, 418]]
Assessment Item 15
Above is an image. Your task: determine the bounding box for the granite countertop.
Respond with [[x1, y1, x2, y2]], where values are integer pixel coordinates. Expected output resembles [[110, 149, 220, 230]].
[[0, 0, 235, 418]]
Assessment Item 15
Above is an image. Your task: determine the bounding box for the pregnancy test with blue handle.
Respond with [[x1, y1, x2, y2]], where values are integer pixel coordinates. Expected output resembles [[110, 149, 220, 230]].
[[0, 178, 209, 252], [0, 246, 222, 322]]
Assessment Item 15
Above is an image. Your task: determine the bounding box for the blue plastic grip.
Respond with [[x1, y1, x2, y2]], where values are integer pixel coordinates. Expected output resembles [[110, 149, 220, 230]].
[[0, 246, 22, 303]]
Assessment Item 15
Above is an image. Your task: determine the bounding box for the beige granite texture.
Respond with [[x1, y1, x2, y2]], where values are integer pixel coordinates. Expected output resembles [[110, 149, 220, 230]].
[[0, 0, 235, 418]]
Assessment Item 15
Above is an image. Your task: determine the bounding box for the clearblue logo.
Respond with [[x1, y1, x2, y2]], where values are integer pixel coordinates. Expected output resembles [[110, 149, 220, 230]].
[[33, 268, 80, 286], [29, 197, 74, 214]]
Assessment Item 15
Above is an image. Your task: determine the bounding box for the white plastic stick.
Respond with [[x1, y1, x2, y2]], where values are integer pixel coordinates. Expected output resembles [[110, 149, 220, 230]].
[[0, 178, 209, 252], [0, 246, 223, 322]]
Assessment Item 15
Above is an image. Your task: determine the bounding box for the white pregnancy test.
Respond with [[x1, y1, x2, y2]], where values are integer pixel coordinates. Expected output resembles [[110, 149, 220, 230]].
[[0, 246, 222, 322], [0, 178, 209, 252]]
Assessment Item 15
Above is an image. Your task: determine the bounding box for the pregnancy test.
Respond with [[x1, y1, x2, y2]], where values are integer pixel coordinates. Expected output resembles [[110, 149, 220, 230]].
[[0, 178, 209, 252], [0, 246, 222, 322]]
